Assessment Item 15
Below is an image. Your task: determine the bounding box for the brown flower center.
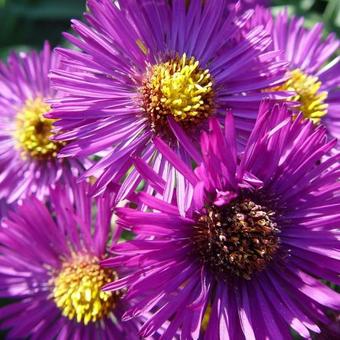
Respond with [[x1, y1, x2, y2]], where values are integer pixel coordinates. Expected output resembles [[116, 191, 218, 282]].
[[193, 197, 280, 280]]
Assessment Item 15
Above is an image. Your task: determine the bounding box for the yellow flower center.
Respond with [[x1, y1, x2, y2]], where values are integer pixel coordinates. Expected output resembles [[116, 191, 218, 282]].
[[15, 97, 62, 160], [141, 54, 214, 135], [276, 69, 328, 123], [52, 255, 119, 325]]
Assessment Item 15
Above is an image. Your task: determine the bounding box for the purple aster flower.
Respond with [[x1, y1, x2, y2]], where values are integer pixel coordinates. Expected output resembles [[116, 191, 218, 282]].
[[48, 0, 287, 200], [0, 42, 85, 207], [268, 10, 340, 148], [103, 102, 340, 339], [0, 179, 142, 339]]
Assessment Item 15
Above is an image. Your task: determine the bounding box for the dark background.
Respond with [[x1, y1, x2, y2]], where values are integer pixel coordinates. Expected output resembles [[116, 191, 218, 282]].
[[0, 0, 339, 60], [0, 0, 86, 58]]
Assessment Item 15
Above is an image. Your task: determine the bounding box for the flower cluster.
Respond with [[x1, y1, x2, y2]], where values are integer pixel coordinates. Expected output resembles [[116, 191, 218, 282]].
[[0, 0, 338, 339]]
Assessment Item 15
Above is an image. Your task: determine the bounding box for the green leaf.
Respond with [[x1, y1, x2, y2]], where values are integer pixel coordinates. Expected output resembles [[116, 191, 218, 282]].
[[0, 45, 31, 60], [6, 0, 85, 19], [300, 0, 316, 11], [271, 5, 296, 16]]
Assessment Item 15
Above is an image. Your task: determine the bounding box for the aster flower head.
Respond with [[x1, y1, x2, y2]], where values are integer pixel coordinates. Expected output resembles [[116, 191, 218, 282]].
[[0, 42, 85, 206], [0, 179, 142, 339], [269, 10, 340, 147], [49, 0, 287, 199], [103, 102, 340, 339]]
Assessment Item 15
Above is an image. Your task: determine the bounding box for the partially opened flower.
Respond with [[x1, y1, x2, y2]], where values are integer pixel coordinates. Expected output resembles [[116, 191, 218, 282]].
[[103, 102, 340, 339], [0, 180, 140, 339], [49, 0, 287, 200], [0, 42, 85, 207], [270, 10, 340, 147]]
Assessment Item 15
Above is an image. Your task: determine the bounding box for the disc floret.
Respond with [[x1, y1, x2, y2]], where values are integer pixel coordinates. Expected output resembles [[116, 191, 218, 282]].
[[193, 196, 280, 280], [142, 54, 214, 136], [15, 97, 62, 160], [52, 255, 119, 325], [275, 69, 328, 122]]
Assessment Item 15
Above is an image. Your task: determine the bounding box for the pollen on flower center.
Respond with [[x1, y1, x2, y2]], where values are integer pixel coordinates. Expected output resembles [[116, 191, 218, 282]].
[[275, 69, 328, 123], [193, 196, 280, 280], [52, 255, 119, 325], [15, 97, 62, 160], [141, 54, 215, 136]]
